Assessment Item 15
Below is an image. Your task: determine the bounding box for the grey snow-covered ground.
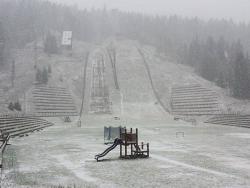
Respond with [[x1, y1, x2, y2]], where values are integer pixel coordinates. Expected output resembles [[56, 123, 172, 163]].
[[1, 113, 250, 188]]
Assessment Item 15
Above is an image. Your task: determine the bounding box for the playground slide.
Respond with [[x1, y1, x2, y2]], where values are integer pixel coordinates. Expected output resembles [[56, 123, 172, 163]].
[[95, 138, 122, 161]]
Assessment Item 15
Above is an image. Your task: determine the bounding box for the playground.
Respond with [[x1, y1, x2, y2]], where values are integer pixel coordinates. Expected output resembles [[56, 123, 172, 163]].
[[1, 113, 250, 188]]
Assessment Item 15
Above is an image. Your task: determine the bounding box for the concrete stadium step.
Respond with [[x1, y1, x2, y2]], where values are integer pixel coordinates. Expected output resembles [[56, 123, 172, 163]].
[[34, 105, 77, 108], [206, 115, 250, 120], [208, 117, 250, 122], [172, 106, 218, 110], [33, 95, 72, 99], [36, 112, 78, 117], [33, 87, 69, 92], [171, 94, 218, 99], [32, 85, 78, 117], [172, 89, 217, 94], [173, 108, 220, 112], [0, 117, 51, 123], [0, 119, 49, 127], [1, 122, 52, 132], [0, 117, 34, 122], [173, 110, 220, 114], [172, 94, 217, 99], [33, 93, 71, 97], [33, 89, 69, 93], [172, 85, 202, 90], [172, 106, 219, 110], [172, 89, 213, 94], [172, 103, 218, 107], [0, 116, 39, 120], [0, 116, 53, 137], [34, 104, 77, 108], [36, 111, 78, 114], [1, 123, 52, 132], [173, 88, 213, 94], [206, 118, 247, 122], [33, 99, 74, 103], [173, 93, 217, 98], [35, 86, 67, 91], [0, 117, 52, 124], [206, 120, 250, 126], [205, 114, 250, 128], [33, 89, 70, 94], [172, 100, 218, 104], [173, 112, 219, 116], [35, 108, 77, 112], [0, 117, 46, 124], [206, 121, 250, 128], [172, 99, 218, 104], [35, 110, 78, 113], [173, 112, 220, 116], [216, 123, 250, 127], [10, 124, 52, 137]]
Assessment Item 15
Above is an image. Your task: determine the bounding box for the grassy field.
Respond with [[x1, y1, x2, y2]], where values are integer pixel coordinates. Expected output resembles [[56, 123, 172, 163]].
[[1, 112, 250, 188]]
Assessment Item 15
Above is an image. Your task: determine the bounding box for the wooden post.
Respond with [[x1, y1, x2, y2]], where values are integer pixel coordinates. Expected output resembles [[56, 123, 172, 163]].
[[125, 128, 127, 158], [147, 143, 149, 157], [136, 128, 138, 155], [130, 128, 133, 157], [120, 127, 122, 158]]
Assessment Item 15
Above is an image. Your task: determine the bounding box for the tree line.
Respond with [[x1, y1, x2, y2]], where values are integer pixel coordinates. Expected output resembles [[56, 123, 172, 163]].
[[184, 37, 250, 99]]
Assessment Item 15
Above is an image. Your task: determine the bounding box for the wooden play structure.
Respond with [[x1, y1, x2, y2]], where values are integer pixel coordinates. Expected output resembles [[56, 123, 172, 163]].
[[95, 127, 149, 161], [119, 128, 149, 159]]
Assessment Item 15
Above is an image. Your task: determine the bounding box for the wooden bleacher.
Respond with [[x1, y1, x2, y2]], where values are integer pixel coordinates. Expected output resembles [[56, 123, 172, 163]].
[[32, 85, 78, 117], [205, 114, 250, 128], [0, 116, 53, 137], [170, 84, 220, 116]]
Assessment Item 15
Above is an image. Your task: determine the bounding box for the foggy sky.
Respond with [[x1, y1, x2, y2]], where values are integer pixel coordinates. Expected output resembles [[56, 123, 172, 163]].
[[50, 0, 249, 23]]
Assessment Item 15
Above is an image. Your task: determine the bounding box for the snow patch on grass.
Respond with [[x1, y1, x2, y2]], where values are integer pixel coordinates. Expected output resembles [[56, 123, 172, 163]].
[[52, 154, 96, 183], [152, 154, 238, 178]]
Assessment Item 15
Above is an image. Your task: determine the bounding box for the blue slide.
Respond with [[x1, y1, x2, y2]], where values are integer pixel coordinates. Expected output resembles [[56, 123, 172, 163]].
[[95, 138, 122, 161]]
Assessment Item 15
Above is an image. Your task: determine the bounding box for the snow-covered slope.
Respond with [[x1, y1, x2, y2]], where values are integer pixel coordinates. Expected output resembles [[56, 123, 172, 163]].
[[2, 38, 250, 118]]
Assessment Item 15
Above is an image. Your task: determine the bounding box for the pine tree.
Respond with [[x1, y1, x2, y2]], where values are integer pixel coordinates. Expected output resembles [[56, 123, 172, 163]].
[[48, 64, 52, 74], [232, 51, 250, 99], [216, 73, 226, 88], [199, 36, 218, 82], [36, 68, 42, 83], [14, 101, 22, 111], [0, 22, 5, 65], [42, 67, 48, 84], [187, 37, 201, 67], [44, 33, 58, 54], [8, 102, 14, 111]]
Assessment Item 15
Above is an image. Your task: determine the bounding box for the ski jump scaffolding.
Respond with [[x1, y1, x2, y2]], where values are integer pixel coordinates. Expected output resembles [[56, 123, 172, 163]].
[[95, 128, 149, 161]]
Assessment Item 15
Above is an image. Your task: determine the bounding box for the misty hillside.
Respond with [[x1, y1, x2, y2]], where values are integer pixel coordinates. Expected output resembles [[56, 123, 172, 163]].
[[1, 1, 250, 188], [0, 0, 250, 115]]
